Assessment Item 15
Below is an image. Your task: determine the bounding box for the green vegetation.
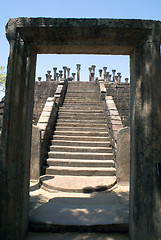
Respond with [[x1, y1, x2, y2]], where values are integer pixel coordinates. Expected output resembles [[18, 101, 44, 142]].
[[0, 66, 6, 91]]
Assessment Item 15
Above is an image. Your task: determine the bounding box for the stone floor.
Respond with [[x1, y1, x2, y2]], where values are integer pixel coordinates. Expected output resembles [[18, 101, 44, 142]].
[[28, 181, 129, 239]]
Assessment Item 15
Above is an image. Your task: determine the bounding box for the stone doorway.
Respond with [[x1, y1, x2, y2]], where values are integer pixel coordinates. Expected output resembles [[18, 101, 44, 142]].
[[1, 18, 161, 240]]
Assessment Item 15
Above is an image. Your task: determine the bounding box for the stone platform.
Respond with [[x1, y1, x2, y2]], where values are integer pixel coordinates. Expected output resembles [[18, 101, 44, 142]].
[[29, 182, 129, 233]]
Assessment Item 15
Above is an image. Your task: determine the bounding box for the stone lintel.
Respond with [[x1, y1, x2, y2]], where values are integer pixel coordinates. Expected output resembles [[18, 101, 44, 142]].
[[6, 18, 161, 55]]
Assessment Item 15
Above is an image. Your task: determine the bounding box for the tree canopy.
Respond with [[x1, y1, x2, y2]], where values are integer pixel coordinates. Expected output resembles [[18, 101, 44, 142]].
[[0, 66, 6, 91]]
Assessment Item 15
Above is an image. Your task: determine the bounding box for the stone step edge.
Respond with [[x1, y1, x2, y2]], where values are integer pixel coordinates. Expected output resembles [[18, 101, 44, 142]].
[[48, 151, 113, 156], [53, 135, 110, 139], [51, 140, 111, 144], [40, 175, 117, 193], [50, 146, 112, 150]]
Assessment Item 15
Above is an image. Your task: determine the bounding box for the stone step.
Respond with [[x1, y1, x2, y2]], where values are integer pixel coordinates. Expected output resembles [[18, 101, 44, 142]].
[[59, 109, 104, 113], [65, 95, 99, 98], [46, 166, 116, 176], [53, 131, 109, 137], [40, 175, 117, 192], [56, 122, 107, 127], [66, 91, 98, 93], [63, 101, 100, 104], [47, 158, 115, 167], [53, 135, 110, 141], [58, 112, 105, 117], [65, 95, 98, 97], [62, 104, 102, 107], [48, 151, 113, 160], [57, 115, 105, 120], [51, 140, 111, 147], [60, 106, 104, 110], [50, 145, 113, 153], [56, 119, 107, 124], [55, 127, 108, 132]]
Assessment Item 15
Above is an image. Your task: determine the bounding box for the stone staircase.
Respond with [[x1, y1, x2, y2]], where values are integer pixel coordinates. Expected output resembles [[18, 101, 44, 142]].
[[41, 81, 116, 192]]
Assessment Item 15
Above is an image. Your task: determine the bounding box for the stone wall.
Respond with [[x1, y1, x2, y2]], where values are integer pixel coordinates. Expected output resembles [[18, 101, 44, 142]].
[[33, 81, 59, 124], [105, 83, 130, 127], [0, 82, 59, 132]]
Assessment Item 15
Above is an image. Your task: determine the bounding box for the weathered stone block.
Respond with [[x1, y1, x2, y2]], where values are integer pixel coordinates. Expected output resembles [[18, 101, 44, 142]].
[[116, 127, 130, 183], [30, 125, 41, 180]]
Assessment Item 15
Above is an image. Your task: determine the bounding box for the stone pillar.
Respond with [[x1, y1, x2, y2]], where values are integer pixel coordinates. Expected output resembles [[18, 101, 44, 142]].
[[91, 65, 96, 81], [117, 73, 121, 83], [112, 69, 116, 82], [91, 65, 96, 74], [91, 72, 95, 82], [76, 64, 81, 81], [46, 70, 52, 81], [59, 70, 63, 80], [37, 77, 41, 86], [109, 74, 112, 82], [63, 66, 67, 80], [53, 67, 57, 81], [0, 35, 37, 239], [105, 72, 109, 83], [56, 73, 59, 81], [103, 67, 107, 81], [72, 73, 76, 81], [129, 38, 161, 240], [88, 67, 92, 82], [115, 75, 118, 83], [99, 69, 103, 78], [67, 68, 70, 78], [125, 78, 129, 83]]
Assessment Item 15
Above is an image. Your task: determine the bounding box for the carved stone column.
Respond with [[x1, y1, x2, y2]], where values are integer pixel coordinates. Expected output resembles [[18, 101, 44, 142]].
[[103, 67, 107, 81], [115, 75, 118, 83], [105, 72, 109, 83], [59, 70, 63, 80], [53, 67, 57, 81], [91, 72, 95, 82], [72, 73, 76, 81], [125, 78, 129, 83], [56, 73, 59, 81], [67, 68, 70, 78], [117, 73, 121, 83], [112, 69, 116, 82], [88, 67, 92, 82], [99, 69, 103, 78], [38, 77, 41, 85], [63, 66, 67, 80], [76, 64, 81, 81], [46, 70, 52, 81]]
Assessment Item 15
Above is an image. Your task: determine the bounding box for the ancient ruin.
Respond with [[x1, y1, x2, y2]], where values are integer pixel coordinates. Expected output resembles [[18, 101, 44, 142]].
[[0, 18, 161, 240]]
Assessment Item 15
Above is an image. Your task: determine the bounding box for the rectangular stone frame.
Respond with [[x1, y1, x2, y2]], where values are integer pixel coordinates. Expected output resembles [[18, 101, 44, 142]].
[[0, 18, 161, 240]]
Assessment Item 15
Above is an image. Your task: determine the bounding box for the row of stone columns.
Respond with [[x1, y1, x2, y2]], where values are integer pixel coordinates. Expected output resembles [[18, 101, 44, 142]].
[[97, 68, 129, 83], [37, 65, 129, 83], [38, 64, 81, 82]]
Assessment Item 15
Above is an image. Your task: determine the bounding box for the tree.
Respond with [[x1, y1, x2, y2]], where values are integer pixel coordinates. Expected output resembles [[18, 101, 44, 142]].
[[0, 66, 6, 91]]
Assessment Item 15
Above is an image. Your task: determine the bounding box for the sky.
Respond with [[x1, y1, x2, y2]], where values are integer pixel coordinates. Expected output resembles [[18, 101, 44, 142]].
[[0, 0, 161, 99]]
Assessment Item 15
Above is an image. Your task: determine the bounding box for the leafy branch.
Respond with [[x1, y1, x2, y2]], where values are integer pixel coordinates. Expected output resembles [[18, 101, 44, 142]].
[[0, 66, 6, 91]]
